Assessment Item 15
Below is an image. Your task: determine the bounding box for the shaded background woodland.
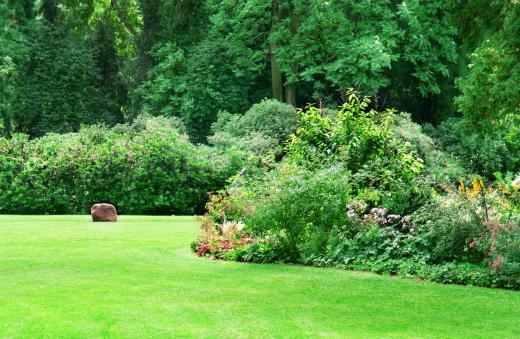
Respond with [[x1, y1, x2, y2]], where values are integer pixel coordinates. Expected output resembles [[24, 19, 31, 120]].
[[1, 0, 518, 144]]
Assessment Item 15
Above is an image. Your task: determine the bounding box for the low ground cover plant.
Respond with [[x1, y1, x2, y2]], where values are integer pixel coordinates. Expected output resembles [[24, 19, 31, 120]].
[[193, 91, 520, 290]]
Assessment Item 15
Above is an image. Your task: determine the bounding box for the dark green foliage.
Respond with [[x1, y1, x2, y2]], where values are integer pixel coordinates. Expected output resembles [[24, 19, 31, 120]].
[[455, 1, 520, 128], [444, 1, 520, 178], [137, 0, 206, 74], [2, 0, 138, 137], [435, 118, 519, 176], [91, 19, 127, 124], [0, 116, 240, 215], [0, 1, 32, 137], [12, 24, 112, 136], [202, 0, 457, 114], [137, 37, 266, 142], [3, 0, 516, 143], [133, 0, 460, 141]]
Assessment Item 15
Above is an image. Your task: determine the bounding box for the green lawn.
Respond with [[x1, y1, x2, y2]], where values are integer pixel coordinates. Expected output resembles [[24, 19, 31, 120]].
[[0, 216, 519, 338]]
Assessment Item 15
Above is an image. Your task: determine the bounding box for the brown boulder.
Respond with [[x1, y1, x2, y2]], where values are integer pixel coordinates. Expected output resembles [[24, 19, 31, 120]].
[[91, 203, 118, 222]]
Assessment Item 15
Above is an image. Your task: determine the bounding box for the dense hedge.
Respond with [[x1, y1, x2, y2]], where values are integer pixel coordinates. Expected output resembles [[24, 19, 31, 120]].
[[0, 116, 241, 215]]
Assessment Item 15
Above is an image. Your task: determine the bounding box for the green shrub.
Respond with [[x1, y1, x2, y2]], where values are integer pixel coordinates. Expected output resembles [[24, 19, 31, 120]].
[[0, 116, 241, 214], [208, 99, 298, 178], [435, 117, 519, 176], [379, 177, 432, 216], [392, 113, 467, 183], [211, 99, 298, 144], [410, 193, 484, 264], [246, 164, 353, 260], [286, 92, 423, 188], [223, 241, 286, 263]]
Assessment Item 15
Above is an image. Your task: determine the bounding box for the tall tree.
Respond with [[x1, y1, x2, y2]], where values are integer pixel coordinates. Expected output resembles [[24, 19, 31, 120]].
[[205, 0, 457, 111], [12, 23, 108, 136], [91, 18, 127, 123], [454, 0, 520, 128], [384, 0, 458, 123], [0, 0, 34, 136]]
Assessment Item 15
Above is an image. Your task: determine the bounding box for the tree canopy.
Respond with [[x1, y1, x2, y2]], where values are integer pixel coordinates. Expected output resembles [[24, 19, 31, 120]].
[[0, 0, 518, 142]]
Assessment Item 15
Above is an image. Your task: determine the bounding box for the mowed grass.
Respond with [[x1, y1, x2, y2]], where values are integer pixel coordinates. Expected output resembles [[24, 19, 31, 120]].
[[0, 216, 519, 338]]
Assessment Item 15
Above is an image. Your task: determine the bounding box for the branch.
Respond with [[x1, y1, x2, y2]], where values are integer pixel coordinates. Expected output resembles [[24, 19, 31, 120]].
[[110, 0, 138, 38]]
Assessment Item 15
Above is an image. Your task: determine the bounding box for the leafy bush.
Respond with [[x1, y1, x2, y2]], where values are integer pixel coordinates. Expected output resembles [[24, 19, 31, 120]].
[[286, 92, 423, 188], [207, 99, 298, 179], [378, 177, 433, 216], [391, 113, 467, 183], [435, 117, 519, 176], [223, 241, 286, 263], [211, 99, 298, 145], [0, 116, 241, 214], [247, 164, 354, 261], [410, 193, 483, 263]]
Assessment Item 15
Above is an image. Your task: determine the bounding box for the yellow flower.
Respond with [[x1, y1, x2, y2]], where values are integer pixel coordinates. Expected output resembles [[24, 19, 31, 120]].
[[458, 179, 465, 192]]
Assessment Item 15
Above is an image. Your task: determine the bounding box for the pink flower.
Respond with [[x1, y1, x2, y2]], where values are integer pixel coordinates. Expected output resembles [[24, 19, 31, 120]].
[[492, 255, 503, 270]]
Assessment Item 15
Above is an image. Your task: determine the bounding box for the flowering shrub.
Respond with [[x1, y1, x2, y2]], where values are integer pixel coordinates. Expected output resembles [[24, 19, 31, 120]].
[[0, 115, 241, 214], [192, 92, 520, 290], [346, 200, 409, 228], [192, 210, 257, 259], [457, 178, 520, 277]]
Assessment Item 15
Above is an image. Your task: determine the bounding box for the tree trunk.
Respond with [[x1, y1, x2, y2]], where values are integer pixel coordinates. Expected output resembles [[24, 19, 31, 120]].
[[0, 101, 11, 138], [270, 47, 284, 101], [270, 0, 284, 102], [284, 63, 297, 106], [284, 83, 296, 106]]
